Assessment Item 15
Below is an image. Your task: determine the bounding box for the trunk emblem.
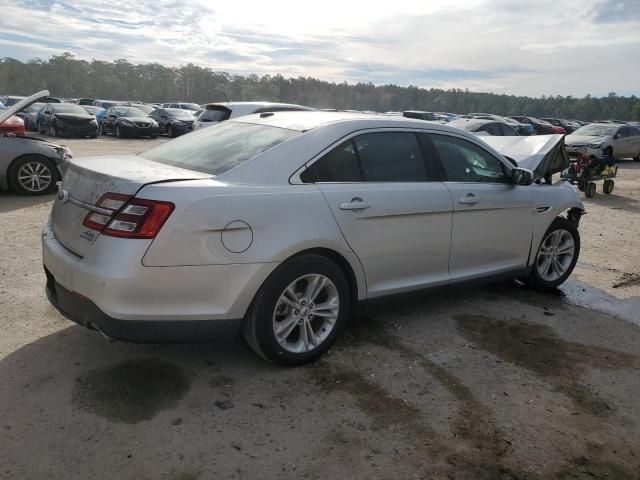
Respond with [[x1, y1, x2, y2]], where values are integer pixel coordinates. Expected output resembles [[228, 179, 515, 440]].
[[57, 189, 70, 204]]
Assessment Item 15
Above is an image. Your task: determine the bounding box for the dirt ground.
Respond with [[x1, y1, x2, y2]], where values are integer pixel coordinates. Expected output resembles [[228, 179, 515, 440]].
[[1, 134, 639, 480]]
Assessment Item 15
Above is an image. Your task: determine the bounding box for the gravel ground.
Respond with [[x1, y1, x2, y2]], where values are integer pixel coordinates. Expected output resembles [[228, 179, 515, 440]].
[[1, 134, 639, 480]]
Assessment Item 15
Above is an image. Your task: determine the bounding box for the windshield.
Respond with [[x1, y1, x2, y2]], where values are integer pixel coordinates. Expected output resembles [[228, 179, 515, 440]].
[[130, 104, 155, 114], [82, 106, 103, 114], [572, 125, 617, 136], [181, 103, 201, 111], [52, 104, 88, 114], [114, 107, 146, 117], [165, 108, 195, 118], [140, 121, 300, 175]]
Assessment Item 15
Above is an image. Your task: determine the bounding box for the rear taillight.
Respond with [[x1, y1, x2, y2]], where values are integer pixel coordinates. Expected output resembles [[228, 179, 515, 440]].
[[83, 192, 174, 239]]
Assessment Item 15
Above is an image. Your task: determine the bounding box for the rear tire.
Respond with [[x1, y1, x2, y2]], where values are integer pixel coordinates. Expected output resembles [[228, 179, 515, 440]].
[[167, 125, 174, 138], [243, 254, 350, 366], [585, 181, 596, 198], [527, 217, 580, 290], [603, 179, 614, 194], [8, 155, 57, 196], [116, 125, 123, 139], [49, 123, 58, 137]]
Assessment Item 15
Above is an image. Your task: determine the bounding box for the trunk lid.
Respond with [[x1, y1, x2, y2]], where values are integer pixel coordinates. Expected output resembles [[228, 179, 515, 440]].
[[0, 90, 50, 124], [52, 154, 210, 257]]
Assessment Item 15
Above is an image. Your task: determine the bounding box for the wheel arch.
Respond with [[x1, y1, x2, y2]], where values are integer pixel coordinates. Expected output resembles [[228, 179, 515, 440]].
[[6, 153, 59, 193], [528, 201, 584, 266]]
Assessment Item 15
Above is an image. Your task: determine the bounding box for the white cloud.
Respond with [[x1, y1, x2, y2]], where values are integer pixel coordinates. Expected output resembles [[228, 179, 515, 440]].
[[0, 0, 638, 96]]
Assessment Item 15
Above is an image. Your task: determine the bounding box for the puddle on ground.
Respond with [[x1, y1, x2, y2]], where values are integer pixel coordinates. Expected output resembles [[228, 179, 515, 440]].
[[455, 314, 636, 415], [559, 278, 640, 326], [72, 359, 191, 423]]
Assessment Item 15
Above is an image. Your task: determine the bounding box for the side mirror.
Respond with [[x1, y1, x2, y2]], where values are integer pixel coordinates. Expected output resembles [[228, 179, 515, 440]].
[[161, 115, 167, 119], [109, 114, 116, 118], [512, 167, 533, 186], [201, 118, 212, 122]]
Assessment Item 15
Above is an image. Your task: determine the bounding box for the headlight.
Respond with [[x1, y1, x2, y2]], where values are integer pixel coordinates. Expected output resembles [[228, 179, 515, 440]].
[[54, 146, 72, 160], [587, 143, 602, 149], [89, 119, 97, 125], [151, 121, 158, 127], [120, 120, 134, 126], [55, 118, 65, 127]]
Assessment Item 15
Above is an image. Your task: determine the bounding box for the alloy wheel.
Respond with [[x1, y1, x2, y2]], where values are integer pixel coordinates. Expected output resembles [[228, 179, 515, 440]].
[[272, 274, 339, 353], [536, 229, 575, 282], [17, 161, 53, 193]]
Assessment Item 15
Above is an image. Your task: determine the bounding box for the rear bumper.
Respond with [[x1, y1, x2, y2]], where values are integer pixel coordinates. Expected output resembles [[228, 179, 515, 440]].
[[45, 269, 241, 342], [42, 220, 278, 342]]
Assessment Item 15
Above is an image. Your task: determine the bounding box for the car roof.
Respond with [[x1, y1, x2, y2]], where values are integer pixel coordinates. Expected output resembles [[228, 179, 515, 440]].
[[232, 110, 476, 133]]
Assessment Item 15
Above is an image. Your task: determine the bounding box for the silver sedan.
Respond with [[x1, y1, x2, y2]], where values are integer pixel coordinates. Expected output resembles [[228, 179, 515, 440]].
[[43, 111, 584, 365]]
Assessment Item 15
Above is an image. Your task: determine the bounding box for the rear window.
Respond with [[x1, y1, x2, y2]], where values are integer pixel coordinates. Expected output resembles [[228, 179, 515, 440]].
[[200, 107, 231, 122], [139, 121, 300, 175]]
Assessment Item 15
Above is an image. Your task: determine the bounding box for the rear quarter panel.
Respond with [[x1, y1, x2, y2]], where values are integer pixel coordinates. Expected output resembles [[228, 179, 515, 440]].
[[139, 180, 367, 298]]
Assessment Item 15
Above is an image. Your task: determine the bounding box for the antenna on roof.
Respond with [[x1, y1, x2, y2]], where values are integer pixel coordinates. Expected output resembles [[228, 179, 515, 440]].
[[221, 91, 231, 102]]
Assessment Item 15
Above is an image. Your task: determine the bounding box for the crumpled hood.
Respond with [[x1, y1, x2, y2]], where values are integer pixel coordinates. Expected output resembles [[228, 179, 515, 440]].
[[565, 135, 608, 146], [119, 116, 155, 123], [481, 134, 569, 179]]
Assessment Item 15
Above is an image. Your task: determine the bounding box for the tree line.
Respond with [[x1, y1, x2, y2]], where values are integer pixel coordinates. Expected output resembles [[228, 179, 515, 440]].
[[1, 53, 639, 121]]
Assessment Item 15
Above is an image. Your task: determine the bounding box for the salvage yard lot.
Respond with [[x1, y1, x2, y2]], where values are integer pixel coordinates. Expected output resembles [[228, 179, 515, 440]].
[[1, 135, 639, 479]]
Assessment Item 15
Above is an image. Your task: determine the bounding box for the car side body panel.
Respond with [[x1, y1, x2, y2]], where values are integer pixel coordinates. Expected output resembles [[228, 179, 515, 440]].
[[139, 180, 368, 300]]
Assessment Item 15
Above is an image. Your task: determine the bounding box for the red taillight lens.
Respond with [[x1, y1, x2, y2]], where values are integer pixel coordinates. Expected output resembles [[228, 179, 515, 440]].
[[82, 192, 174, 239]]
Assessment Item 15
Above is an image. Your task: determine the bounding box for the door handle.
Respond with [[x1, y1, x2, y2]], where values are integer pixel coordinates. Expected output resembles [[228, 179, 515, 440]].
[[458, 194, 480, 205], [340, 198, 372, 211]]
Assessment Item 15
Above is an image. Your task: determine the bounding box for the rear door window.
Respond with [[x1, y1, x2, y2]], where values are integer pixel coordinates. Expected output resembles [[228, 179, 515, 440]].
[[302, 131, 429, 183], [355, 132, 428, 182]]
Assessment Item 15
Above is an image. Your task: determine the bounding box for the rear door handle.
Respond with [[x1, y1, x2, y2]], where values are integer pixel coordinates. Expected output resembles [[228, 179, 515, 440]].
[[458, 194, 480, 205], [340, 198, 372, 211]]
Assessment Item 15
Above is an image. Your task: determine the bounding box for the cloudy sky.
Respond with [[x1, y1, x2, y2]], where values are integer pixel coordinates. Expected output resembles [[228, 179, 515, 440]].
[[1, 0, 639, 97]]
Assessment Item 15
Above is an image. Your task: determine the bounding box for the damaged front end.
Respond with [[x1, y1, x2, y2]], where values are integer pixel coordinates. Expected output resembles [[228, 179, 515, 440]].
[[482, 134, 570, 184]]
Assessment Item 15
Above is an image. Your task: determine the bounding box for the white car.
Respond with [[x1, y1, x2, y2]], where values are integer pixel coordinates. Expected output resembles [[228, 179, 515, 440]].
[[43, 112, 584, 365], [192, 102, 313, 131], [565, 123, 640, 161]]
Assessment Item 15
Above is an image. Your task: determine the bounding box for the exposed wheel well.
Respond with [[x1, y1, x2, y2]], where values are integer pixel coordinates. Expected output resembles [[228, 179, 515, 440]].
[[285, 247, 360, 305]]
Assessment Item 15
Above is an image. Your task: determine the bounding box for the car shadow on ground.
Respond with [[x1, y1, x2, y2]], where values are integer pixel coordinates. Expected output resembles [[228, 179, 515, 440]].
[[0, 191, 54, 214], [581, 191, 640, 213]]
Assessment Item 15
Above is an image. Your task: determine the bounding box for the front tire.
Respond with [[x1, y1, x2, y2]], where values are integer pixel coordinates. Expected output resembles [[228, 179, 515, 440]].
[[116, 125, 123, 139], [527, 217, 580, 289], [167, 125, 174, 138], [49, 122, 58, 137], [243, 254, 350, 366], [8, 156, 57, 196]]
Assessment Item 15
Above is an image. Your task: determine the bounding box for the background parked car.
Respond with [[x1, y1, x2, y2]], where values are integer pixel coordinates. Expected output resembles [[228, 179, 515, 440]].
[[471, 114, 533, 135], [193, 102, 313, 131], [541, 118, 579, 134], [80, 105, 104, 118], [149, 108, 195, 137], [565, 123, 640, 161], [124, 103, 156, 115], [509, 116, 562, 135], [1, 96, 26, 107], [38, 103, 98, 138], [100, 106, 161, 138], [16, 102, 45, 131], [448, 118, 519, 136], [403, 110, 437, 121], [75, 98, 94, 105], [0, 91, 73, 195], [162, 102, 202, 114], [0, 115, 25, 136]]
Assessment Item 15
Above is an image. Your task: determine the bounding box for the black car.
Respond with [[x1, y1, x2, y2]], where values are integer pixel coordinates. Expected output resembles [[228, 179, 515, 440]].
[[447, 118, 519, 136], [100, 106, 162, 139], [150, 108, 195, 137], [38, 103, 98, 138], [509, 116, 555, 135]]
